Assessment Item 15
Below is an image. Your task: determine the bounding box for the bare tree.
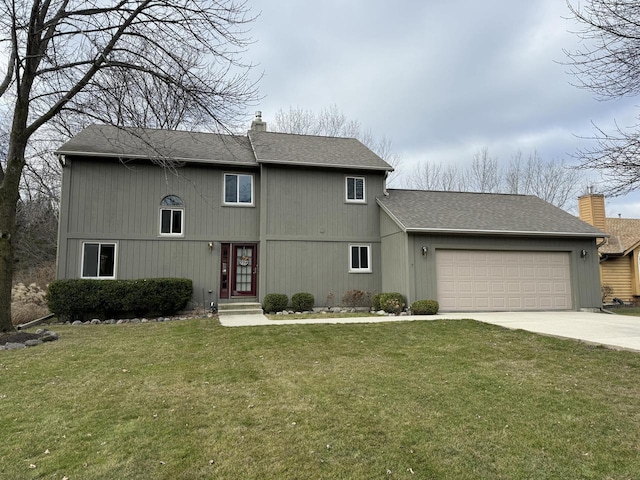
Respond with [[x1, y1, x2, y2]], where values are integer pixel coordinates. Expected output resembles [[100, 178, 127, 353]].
[[272, 105, 402, 184], [504, 150, 583, 210], [564, 0, 640, 195], [0, 0, 259, 333], [404, 161, 467, 191], [469, 147, 500, 193], [405, 147, 583, 210]]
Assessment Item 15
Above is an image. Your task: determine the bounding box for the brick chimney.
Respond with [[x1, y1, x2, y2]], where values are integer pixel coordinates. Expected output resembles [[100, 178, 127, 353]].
[[578, 191, 606, 232], [249, 111, 267, 132]]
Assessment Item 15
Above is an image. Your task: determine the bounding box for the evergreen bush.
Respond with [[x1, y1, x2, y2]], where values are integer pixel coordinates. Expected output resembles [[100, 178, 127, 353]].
[[263, 293, 288, 313], [410, 299, 439, 315], [375, 292, 406, 314], [47, 278, 192, 321], [291, 292, 314, 311]]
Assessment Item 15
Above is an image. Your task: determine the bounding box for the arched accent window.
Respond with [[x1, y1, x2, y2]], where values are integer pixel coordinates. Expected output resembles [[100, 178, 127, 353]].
[[159, 195, 184, 236]]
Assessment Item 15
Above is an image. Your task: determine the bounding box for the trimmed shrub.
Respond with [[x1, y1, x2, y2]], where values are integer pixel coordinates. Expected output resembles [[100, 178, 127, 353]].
[[47, 278, 192, 321], [410, 299, 439, 315], [292, 292, 314, 311], [342, 289, 372, 308], [375, 292, 406, 314], [263, 293, 288, 313]]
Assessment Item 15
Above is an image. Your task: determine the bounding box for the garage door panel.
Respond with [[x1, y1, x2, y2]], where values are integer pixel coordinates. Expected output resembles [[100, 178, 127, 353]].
[[436, 250, 572, 311]]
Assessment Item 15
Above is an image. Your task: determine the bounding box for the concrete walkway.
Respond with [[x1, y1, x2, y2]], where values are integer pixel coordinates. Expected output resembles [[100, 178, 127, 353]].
[[218, 310, 640, 352]]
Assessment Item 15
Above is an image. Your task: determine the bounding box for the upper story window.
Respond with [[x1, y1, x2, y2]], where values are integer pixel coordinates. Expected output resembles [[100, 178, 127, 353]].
[[349, 244, 371, 273], [160, 195, 184, 236], [224, 173, 254, 206], [346, 176, 366, 203], [82, 242, 117, 279]]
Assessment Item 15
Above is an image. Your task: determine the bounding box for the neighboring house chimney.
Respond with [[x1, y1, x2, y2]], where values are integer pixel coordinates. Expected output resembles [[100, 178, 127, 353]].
[[250, 111, 267, 132], [578, 192, 606, 232]]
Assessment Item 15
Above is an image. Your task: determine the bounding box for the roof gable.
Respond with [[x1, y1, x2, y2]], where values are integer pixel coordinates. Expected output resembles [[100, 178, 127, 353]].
[[378, 190, 606, 238]]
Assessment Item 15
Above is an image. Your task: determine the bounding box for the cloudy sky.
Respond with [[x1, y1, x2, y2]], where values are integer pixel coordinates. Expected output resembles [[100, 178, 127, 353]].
[[244, 0, 640, 216]]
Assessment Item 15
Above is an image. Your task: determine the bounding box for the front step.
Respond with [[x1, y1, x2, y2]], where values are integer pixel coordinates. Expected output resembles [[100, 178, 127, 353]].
[[217, 302, 264, 316]]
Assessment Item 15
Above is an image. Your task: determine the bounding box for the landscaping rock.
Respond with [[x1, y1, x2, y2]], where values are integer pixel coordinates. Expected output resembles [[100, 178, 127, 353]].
[[141, 319, 148, 323], [116, 319, 126, 324], [130, 318, 141, 324], [90, 319, 102, 325], [4, 343, 26, 350], [25, 339, 42, 347], [41, 333, 58, 342], [72, 320, 82, 326]]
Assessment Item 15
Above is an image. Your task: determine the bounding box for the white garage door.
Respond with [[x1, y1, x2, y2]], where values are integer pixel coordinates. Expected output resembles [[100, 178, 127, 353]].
[[436, 250, 572, 311]]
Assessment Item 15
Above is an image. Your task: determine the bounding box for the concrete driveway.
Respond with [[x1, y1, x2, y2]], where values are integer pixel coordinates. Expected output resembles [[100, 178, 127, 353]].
[[220, 310, 640, 352], [440, 311, 640, 352]]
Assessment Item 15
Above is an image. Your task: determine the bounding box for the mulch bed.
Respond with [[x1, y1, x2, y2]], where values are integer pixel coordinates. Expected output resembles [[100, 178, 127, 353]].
[[0, 332, 42, 345]]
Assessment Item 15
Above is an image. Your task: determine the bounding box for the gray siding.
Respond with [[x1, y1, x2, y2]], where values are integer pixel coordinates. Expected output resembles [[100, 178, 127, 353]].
[[263, 166, 383, 239], [57, 157, 260, 305], [380, 210, 409, 296], [59, 238, 220, 308], [258, 166, 385, 305], [263, 240, 381, 307], [62, 157, 259, 239], [406, 234, 601, 310]]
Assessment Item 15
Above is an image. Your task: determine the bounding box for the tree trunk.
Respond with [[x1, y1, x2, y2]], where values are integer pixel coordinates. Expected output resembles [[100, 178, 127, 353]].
[[0, 138, 27, 333]]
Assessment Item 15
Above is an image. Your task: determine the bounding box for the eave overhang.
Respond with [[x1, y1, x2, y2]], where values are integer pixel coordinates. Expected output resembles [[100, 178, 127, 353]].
[[256, 157, 394, 171], [54, 150, 258, 167]]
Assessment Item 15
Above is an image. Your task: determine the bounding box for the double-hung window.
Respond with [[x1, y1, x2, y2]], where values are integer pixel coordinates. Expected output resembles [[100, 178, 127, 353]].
[[224, 173, 254, 205], [82, 242, 117, 278], [346, 176, 366, 203], [349, 244, 371, 273], [160, 195, 184, 236]]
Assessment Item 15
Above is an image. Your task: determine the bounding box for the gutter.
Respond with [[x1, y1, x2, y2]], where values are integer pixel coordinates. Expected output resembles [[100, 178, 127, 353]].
[[53, 150, 258, 167]]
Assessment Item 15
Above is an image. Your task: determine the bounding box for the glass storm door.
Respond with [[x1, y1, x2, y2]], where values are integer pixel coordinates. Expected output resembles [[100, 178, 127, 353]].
[[231, 244, 257, 296], [219, 243, 230, 299]]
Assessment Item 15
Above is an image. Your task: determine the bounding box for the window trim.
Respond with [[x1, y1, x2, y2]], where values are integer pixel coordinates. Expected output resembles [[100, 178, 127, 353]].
[[349, 244, 372, 273], [159, 207, 184, 236], [80, 241, 118, 279], [223, 172, 255, 206], [345, 176, 366, 203]]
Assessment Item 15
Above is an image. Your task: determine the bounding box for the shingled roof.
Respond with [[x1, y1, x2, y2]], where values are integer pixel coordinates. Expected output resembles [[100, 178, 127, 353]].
[[378, 190, 606, 237], [55, 124, 256, 165], [601, 217, 640, 255], [248, 131, 392, 171], [55, 124, 393, 172]]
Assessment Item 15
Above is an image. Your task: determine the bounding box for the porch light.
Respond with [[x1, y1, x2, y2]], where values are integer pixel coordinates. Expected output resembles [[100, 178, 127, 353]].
[[422, 246, 429, 256], [580, 249, 587, 258]]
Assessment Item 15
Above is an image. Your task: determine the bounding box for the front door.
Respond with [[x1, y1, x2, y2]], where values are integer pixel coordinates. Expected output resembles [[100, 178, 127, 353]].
[[220, 243, 257, 298]]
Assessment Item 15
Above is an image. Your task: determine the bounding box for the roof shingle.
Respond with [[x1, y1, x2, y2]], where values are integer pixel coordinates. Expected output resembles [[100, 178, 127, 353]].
[[248, 131, 392, 171], [378, 190, 605, 237], [600, 218, 640, 254], [55, 125, 257, 166]]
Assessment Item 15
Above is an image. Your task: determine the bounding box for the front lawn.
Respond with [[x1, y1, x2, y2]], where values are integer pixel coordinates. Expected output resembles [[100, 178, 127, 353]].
[[1, 319, 639, 479], [609, 306, 640, 317]]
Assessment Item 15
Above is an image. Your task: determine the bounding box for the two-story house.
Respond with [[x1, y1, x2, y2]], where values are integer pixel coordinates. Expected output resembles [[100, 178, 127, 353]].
[[55, 114, 605, 312]]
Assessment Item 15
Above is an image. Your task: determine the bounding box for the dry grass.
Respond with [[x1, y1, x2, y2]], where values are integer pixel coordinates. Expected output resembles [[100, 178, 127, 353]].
[[1, 319, 639, 479], [10, 261, 54, 326]]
